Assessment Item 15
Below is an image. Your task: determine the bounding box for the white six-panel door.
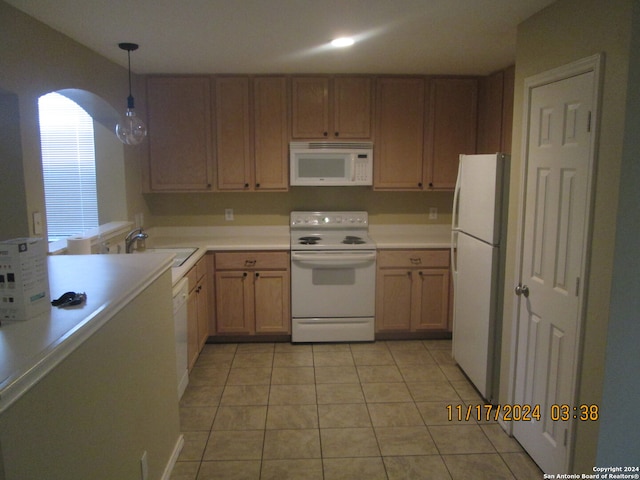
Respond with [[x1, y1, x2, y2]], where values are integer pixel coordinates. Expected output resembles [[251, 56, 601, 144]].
[[513, 67, 596, 473]]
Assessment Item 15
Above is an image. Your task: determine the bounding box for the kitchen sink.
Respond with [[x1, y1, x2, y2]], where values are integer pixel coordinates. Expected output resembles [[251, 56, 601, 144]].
[[137, 247, 198, 268]]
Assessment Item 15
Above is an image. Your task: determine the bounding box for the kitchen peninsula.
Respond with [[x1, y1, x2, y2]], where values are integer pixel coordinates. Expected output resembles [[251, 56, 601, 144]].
[[0, 254, 182, 480]]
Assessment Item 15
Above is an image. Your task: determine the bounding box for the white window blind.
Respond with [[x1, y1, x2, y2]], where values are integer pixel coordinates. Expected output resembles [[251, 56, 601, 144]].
[[38, 92, 98, 242]]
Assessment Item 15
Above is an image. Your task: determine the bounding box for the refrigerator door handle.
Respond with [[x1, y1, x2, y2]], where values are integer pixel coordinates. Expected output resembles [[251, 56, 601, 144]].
[[451, 155, 463, 232], [450, 230, 458, 287]]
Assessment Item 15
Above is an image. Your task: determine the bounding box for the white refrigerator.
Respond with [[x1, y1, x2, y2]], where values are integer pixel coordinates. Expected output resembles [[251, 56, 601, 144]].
[[451, 153, 510, 404]]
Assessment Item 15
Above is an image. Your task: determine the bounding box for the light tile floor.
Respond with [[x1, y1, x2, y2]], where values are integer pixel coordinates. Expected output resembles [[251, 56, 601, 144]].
[[170, 340, 544, 480]]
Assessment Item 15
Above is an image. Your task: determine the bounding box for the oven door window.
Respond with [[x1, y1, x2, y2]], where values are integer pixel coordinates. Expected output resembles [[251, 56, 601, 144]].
[[312, 267, 355, 285]]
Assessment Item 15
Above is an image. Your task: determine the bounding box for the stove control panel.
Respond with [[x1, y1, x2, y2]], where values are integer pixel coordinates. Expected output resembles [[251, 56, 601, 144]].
[[290, 211, 369, 228]]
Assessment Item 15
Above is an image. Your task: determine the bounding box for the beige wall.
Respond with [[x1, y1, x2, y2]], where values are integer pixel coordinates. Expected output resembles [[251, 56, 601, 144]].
[[145, 189, 454, 226], [0, 1, 150, 237], [500, 0, 634, 472]]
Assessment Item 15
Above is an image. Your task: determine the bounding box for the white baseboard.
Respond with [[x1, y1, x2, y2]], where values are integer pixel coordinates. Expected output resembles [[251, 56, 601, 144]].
[[161, 434, 184, 480]]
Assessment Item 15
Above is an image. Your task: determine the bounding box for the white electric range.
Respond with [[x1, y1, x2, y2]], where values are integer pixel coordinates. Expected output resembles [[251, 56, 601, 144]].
[[290, 211, 376, 342]]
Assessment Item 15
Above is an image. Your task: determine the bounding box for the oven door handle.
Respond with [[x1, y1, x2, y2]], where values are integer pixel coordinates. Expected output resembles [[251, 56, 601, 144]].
[[291, 251, 376, 268]]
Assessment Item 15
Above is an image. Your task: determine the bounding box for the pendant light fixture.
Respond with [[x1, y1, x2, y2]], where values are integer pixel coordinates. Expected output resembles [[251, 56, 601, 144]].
[[115, 42, 147, 145]]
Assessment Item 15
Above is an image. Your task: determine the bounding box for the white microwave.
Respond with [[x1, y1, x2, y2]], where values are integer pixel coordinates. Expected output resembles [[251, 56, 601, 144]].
[[289, 142, 373, 186]]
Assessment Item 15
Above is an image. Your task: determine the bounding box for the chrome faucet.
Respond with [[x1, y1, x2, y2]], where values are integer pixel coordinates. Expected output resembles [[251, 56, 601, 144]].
[[125, 227, 148, 253]]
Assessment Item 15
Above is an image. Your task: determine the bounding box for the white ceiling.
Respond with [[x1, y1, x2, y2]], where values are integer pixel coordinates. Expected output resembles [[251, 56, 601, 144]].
[[6, 0, 556, 75]]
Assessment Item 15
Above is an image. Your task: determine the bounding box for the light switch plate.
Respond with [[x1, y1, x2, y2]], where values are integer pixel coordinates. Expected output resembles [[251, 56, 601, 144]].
[[429, 207, 438, 220], [225, 208, 234, 221], [33, 211, 43, 235]]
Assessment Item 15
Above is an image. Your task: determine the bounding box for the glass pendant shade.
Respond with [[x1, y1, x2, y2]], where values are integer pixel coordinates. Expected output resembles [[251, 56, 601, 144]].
[[116, 42, 147, 145], [116, 104, 147, 145]]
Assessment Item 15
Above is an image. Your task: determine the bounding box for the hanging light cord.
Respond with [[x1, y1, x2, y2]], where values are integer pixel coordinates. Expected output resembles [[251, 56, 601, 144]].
[[126, 48, 134, 109], [118, 42, 139, 110]]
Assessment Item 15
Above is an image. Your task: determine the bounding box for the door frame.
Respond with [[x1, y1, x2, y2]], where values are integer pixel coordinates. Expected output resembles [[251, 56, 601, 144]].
[[503, 53, 604, 470]]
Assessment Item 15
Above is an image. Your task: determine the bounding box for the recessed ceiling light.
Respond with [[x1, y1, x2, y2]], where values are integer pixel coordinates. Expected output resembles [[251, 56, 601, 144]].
[[331, 37, 355, 48]]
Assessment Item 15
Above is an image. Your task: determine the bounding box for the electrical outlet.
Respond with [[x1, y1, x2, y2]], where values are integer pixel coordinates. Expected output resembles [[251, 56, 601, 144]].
[[429, 207, 438, 220], [140, 451, 148, 480], [224, 208, 234, 221]]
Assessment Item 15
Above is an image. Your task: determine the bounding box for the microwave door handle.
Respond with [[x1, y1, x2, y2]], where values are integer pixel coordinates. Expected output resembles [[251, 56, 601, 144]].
[[350, 154, 357, 181]]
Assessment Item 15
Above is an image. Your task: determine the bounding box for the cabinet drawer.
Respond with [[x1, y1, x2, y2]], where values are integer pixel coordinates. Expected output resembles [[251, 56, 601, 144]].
[[186, 265, 198, 292], [195, 256, 207, 281], [186, 256, 208, 291], [377, 249, 449, 268], [215, 251, 290, 270]]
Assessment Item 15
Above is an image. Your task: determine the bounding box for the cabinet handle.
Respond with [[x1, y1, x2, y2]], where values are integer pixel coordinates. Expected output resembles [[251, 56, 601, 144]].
[[256, 183, 260, 188], [418, 182, 423, 187], [335, 132, 339, 137], [245, 259, 256, 267], [418, 271, 423, 277], [429, 182, 434, 188], [410, 257, 422, 265], [255, 272, 260, 278], [244, 183, 249, 188], [207, 183, 212, 189], [323, 131, 328, 137], [243, 272, 248, 277]]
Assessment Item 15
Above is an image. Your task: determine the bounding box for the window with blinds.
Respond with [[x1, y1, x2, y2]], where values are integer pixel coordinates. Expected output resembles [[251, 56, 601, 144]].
[[38, 92, 98, 242]]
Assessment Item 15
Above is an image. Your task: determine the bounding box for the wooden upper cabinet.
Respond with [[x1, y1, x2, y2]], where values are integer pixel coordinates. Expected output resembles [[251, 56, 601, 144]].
[[253, 76, 289, 190], [215, 76, 289, 191], [476, 66, 515, 155], [374, 77, 426, 190], [291, 76, 372, 140], [146, 76, 213, 191], [425, 78, 478, 190], [332, 77, 372, 139], [291, 77, 329, 139], [501, 65, 515, 154], [477, 70, 505, 155], [214, 76, 252, 190]]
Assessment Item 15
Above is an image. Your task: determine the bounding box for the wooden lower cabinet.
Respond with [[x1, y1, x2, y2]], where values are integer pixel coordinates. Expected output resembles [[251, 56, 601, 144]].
[[187, 255, 210, 370], [214, 251, 290, 336], [376, 249, 451, 334]]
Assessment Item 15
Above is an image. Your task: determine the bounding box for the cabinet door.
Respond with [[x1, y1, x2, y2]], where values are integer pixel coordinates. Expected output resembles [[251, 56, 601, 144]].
[[146, 76, 213, 191], [374, 77, 426, 190], [413, 268, 450, 331], [425, 78, 478, 190], [196, 275, 210, 349], [215, 271, 253, 334], [477, 71, 504, 155], [375, 268, 414, 332], [333, 77, 372, 139], [254, 270, 290, 334], [501, 65, 515, 154], [291, 77, 330, 139], [215, 77, 252, 190], [253, 76, 289, 190]]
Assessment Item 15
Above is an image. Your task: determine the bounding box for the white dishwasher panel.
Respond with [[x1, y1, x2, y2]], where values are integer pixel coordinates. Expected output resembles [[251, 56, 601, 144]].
[[172, 277, 189, 399]]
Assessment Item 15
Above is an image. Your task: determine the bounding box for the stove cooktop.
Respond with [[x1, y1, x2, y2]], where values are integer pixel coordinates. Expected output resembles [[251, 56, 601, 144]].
[[290, 211, 375, 250]]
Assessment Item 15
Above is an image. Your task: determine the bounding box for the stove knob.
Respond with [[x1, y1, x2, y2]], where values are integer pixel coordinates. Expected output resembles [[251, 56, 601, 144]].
[[323, 217, 330, 224]]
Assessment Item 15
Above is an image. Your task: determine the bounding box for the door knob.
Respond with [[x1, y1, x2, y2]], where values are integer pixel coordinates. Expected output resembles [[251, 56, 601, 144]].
[[515, 284, 530, 297]]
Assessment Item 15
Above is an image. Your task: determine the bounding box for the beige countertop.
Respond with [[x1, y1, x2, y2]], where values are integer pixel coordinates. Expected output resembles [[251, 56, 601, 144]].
[[370, 224, 452, 249], [0, 254, 173, 413], [140, 225, 452, 285]]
